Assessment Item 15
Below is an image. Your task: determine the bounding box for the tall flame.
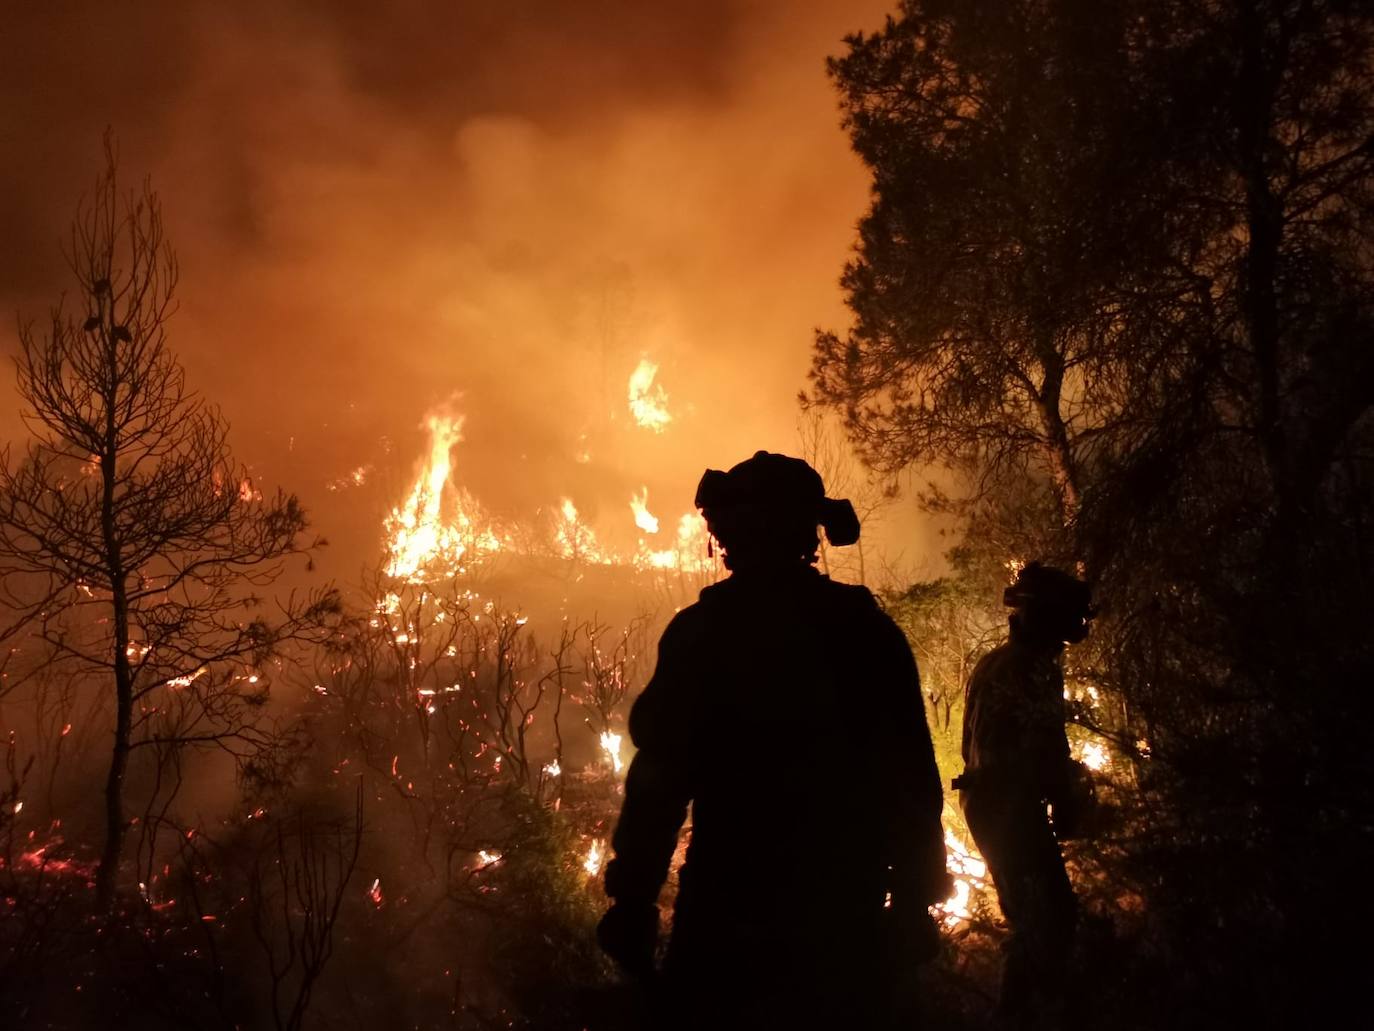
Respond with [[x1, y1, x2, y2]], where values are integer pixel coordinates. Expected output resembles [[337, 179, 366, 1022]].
[[383, 414, 503, 582], [628, 359, 671, 432], [599, 730, 624, 774], [630, 488, 659, 534]]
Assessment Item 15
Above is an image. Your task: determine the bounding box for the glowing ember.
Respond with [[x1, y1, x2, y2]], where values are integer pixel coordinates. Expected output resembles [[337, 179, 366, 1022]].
[[477, 850, 503, 868], [583, 839, 605, 877], [326, 464, 373, 491], [368, 877, 384, 907], [599, 730, 624, 775], [15, 837, 99, 881], [542, 759, 562, 778], [630, 488, 659, 535], [627, 358, 672, 432]]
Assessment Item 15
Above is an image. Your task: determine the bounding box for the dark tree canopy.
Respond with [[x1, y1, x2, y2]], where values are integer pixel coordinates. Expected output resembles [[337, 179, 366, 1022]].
[[812, 0, 1374, 540], [818, 1, 1374, 1022]]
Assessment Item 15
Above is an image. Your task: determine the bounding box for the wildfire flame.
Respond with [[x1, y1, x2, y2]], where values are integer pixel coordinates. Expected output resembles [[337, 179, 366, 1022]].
[[627, 358, 671, 432], [599, 730, 624, 775], [554, 498, 611, 564], [630, 488, 659, 535], [1075, 739, 1110, 772], [378, 406, 719, 586], [636, 512, 713, 573], [584, 839, 605, 877], [935, 828, 989, 928], [384, 414, 504, 582]]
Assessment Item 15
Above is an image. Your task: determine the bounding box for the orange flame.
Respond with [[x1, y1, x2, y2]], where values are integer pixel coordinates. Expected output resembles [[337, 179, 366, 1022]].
[[934, 828, 989, 928], [384, 414, 504, 582], [599, 730, 624, 775], [628, 359, 671, 432], [630, 488, 659, 535], [583, 839, 605, 876]]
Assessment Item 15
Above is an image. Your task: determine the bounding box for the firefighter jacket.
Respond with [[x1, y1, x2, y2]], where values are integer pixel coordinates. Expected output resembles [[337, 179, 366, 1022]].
[[960, 629, 1072, 804], [604, 565, 947, 936]]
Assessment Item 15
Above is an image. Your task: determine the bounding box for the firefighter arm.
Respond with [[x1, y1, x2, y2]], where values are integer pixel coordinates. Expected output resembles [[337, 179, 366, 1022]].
[[875, 611, 951, 908], [599, 731, 685, 975], [604, 746, 691, 907], [603, 617, 696, 909]]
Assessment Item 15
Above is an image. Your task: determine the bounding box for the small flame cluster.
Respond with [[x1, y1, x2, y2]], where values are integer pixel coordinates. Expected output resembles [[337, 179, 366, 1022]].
[[627, 358, 671, 433], [934, 828, 989, 928], [598, 730, 624, 775]]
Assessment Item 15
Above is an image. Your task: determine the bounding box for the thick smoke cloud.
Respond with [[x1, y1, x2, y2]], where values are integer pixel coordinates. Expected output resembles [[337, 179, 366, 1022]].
[[1, 0, 933, 578]]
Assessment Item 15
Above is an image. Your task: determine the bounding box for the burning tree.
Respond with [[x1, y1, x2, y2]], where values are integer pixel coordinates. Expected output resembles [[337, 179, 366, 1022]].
[[0, 143, 336, 908]]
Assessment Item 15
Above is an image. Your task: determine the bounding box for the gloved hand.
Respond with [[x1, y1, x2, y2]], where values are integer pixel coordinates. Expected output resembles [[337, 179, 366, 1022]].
[[596, 902, 659, 978]]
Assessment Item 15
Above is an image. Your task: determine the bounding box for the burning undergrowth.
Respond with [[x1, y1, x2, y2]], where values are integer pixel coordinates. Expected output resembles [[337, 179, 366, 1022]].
[[0, 407, 1018, 1029]]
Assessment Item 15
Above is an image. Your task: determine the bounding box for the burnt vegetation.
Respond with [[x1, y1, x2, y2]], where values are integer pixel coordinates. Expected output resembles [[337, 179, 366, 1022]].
[[0, 1, 1371, 1028]]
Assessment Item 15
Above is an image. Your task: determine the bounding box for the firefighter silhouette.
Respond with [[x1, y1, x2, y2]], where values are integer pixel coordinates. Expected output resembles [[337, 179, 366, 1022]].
[[955, 562, 1096, 1028], [597, 451, 949, 1029]]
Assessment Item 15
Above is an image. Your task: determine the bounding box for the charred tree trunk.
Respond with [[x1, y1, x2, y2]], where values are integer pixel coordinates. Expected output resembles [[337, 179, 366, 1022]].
[[97, 584, 133, 910], [1237, 3, 1295, 542], [96, 334, 131, 911]]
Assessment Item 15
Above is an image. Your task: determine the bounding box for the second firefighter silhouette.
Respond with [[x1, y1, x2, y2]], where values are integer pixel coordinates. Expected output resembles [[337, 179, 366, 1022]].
[[956, 562, 1096, 1028], [598, 451, 949, 1029]]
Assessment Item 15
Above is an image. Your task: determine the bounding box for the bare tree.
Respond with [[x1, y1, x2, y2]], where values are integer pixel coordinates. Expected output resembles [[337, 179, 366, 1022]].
[[248, 788, 364, 1031], [0, 140, 336, 908], [575, 615, 649, 762]]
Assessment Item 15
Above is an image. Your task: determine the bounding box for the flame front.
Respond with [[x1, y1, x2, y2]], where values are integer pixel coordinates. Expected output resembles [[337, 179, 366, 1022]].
[[628, 359, 671, 432]]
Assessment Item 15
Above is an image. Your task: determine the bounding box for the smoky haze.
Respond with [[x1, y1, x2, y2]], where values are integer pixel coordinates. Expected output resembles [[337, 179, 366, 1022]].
[[1, 0, 935, 582]]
